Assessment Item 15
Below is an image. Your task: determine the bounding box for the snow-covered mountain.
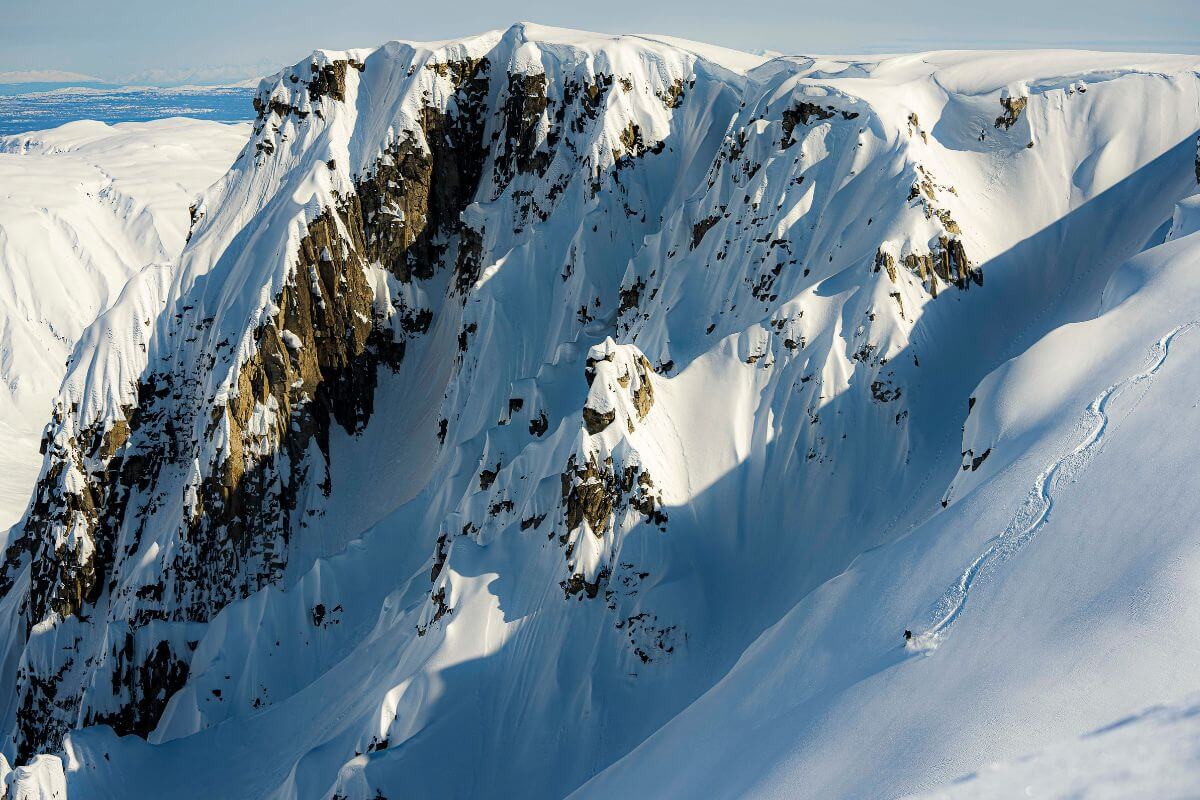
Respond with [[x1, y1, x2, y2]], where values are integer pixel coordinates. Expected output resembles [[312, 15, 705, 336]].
[[0, 23, 1198, 799]]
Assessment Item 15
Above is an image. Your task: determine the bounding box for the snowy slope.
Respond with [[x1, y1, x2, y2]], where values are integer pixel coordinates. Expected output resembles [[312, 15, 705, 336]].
[[0, 119, 249, 529], [910, 692, 1200, 800], [0, 23, 1198, 800], [573, 191, 1200, 799]]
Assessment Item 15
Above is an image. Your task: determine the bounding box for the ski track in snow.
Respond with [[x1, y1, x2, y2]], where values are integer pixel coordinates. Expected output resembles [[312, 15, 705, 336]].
[[909, 322, 1198, 652]]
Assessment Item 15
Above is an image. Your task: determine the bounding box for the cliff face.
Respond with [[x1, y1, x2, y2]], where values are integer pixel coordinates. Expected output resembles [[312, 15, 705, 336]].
[[1, 25, 1199, 799], [1, 22, 753, 766]]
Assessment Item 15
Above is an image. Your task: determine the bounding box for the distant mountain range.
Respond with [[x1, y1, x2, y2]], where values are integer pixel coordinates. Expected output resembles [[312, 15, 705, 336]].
[[0, 70, 106, 84], [0, 64, 272, 92]]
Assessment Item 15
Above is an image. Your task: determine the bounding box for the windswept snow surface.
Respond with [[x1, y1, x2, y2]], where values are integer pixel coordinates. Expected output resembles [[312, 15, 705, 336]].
[[0, 119, 249, 527], [1, 23, 1199, 800], [910, 692, 1200, 800]]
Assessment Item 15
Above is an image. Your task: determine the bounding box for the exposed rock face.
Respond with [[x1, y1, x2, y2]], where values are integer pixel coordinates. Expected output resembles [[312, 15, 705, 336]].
[[583, 340, 656, 435], [562, 453, 623, 536], [6, 189, 420, 758], [781, 102, 834, 147], [903, 237, 981, 297], [875, 248, 898, 282], [495, 71, 552, 184], [308, 58, 362, 102], [358, 57, 491, 284], [691, 214, 721, 248], [995, 94, 1028, 129], [583, 406, 617, 435], [781, 100, 858, 148], [559, 453, 666, 572]]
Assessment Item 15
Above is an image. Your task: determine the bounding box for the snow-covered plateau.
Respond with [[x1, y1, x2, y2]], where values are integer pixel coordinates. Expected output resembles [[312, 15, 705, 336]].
[[0, 22, 1198, 799], [0, 119, 249, 528]]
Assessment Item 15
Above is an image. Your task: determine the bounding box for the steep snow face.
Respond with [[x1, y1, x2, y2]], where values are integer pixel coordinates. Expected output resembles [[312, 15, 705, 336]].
[[572, 201, 1200, 799], [2, 23, 1200, 800], [0, 119, 249, 529]]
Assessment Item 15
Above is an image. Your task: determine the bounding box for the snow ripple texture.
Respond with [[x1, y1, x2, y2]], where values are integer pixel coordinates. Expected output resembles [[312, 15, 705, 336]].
[[910, 322, 1198, 652]]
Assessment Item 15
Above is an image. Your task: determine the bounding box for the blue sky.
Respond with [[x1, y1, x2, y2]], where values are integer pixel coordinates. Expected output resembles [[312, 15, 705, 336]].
[[4, 0, 1197, 82]]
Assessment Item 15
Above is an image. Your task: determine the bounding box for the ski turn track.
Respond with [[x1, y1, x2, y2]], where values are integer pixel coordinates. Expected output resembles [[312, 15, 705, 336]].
[[909, 322, 1198, 653]]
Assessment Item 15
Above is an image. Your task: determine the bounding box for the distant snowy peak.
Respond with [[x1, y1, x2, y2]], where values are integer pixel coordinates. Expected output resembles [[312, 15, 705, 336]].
[[0, 70, 104, 84], [113, 61, 280, 88]]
